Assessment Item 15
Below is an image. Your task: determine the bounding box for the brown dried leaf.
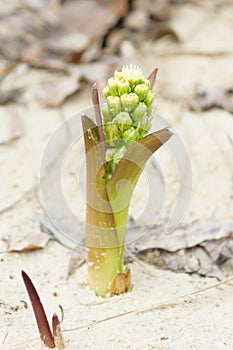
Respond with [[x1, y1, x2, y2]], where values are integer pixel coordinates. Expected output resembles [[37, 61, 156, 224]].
[[60, 0, 117, 39], [129, 221, 233, 252], [8, 232, 51, 252], [130, 220, 233, 279], [42, 32, 90, 64], [0, 0, 117, 68], [97, 0, 130, 17], [36, 76, 81, 107], [36, 61, 115, 108]]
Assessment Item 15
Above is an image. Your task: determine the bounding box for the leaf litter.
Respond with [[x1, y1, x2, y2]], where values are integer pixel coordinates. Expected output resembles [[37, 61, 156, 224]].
[[0, 0, 179, 107], [41, 218, 233, 280]]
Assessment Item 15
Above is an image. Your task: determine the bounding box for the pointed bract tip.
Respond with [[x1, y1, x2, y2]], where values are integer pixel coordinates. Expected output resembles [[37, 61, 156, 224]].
[[148, 68, 158, 89], [21, 270, 29, 282], [92, 82, 100, 106]]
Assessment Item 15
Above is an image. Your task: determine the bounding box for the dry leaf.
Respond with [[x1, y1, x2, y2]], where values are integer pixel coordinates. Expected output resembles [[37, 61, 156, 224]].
[[8, 232, 51, 252], [129, 220, 233, 279], [42, 32, 90, 64], [97, 0, 130, 17], [36, 61, 115, 107], [36, 76, 81, 107], [60, 0, 117, 39], [0, 0, 117, 69]]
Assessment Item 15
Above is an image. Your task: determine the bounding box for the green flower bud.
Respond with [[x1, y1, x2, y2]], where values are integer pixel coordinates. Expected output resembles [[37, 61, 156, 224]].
[[101, 103, 112, 122], [106, 96, 122, 115], [103, 86, 110, 99], [115, 66, 144, 89], [121, 93, 139, 112], [132, 102, 147, 123], [128, 77, 143, 89], [139, 118, 150, 133], [143, 79, 151, 87], [134, 84, 149, 101], [104, 123, 120, 146], [107, 77, 119, 96], [101, 65, 156, 179], [118, 79, 130, 96], [113, 112, 132, 133], [123, 127, 140, 142], [144, 90, 155, 106]]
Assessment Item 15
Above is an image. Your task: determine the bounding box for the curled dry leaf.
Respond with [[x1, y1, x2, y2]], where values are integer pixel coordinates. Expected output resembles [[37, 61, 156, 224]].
[[130, 220, 233, 279], [8, 232, 51, 252]]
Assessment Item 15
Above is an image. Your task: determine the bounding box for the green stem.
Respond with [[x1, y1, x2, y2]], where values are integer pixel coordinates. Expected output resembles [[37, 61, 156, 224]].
[[111, 206, 129, 271], [87, 245, 122, 297]]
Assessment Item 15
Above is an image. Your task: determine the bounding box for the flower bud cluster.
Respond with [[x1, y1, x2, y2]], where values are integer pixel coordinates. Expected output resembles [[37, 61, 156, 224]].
[[101, 65, 155, 177]]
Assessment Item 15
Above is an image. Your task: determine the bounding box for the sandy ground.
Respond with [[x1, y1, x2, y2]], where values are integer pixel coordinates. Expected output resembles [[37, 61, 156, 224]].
[[1, 3, 233, 349]]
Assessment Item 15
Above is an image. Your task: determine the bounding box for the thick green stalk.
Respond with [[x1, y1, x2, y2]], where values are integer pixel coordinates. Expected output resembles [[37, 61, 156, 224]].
[[82, 115, 123, 297], [87, 245, 122, 297]]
